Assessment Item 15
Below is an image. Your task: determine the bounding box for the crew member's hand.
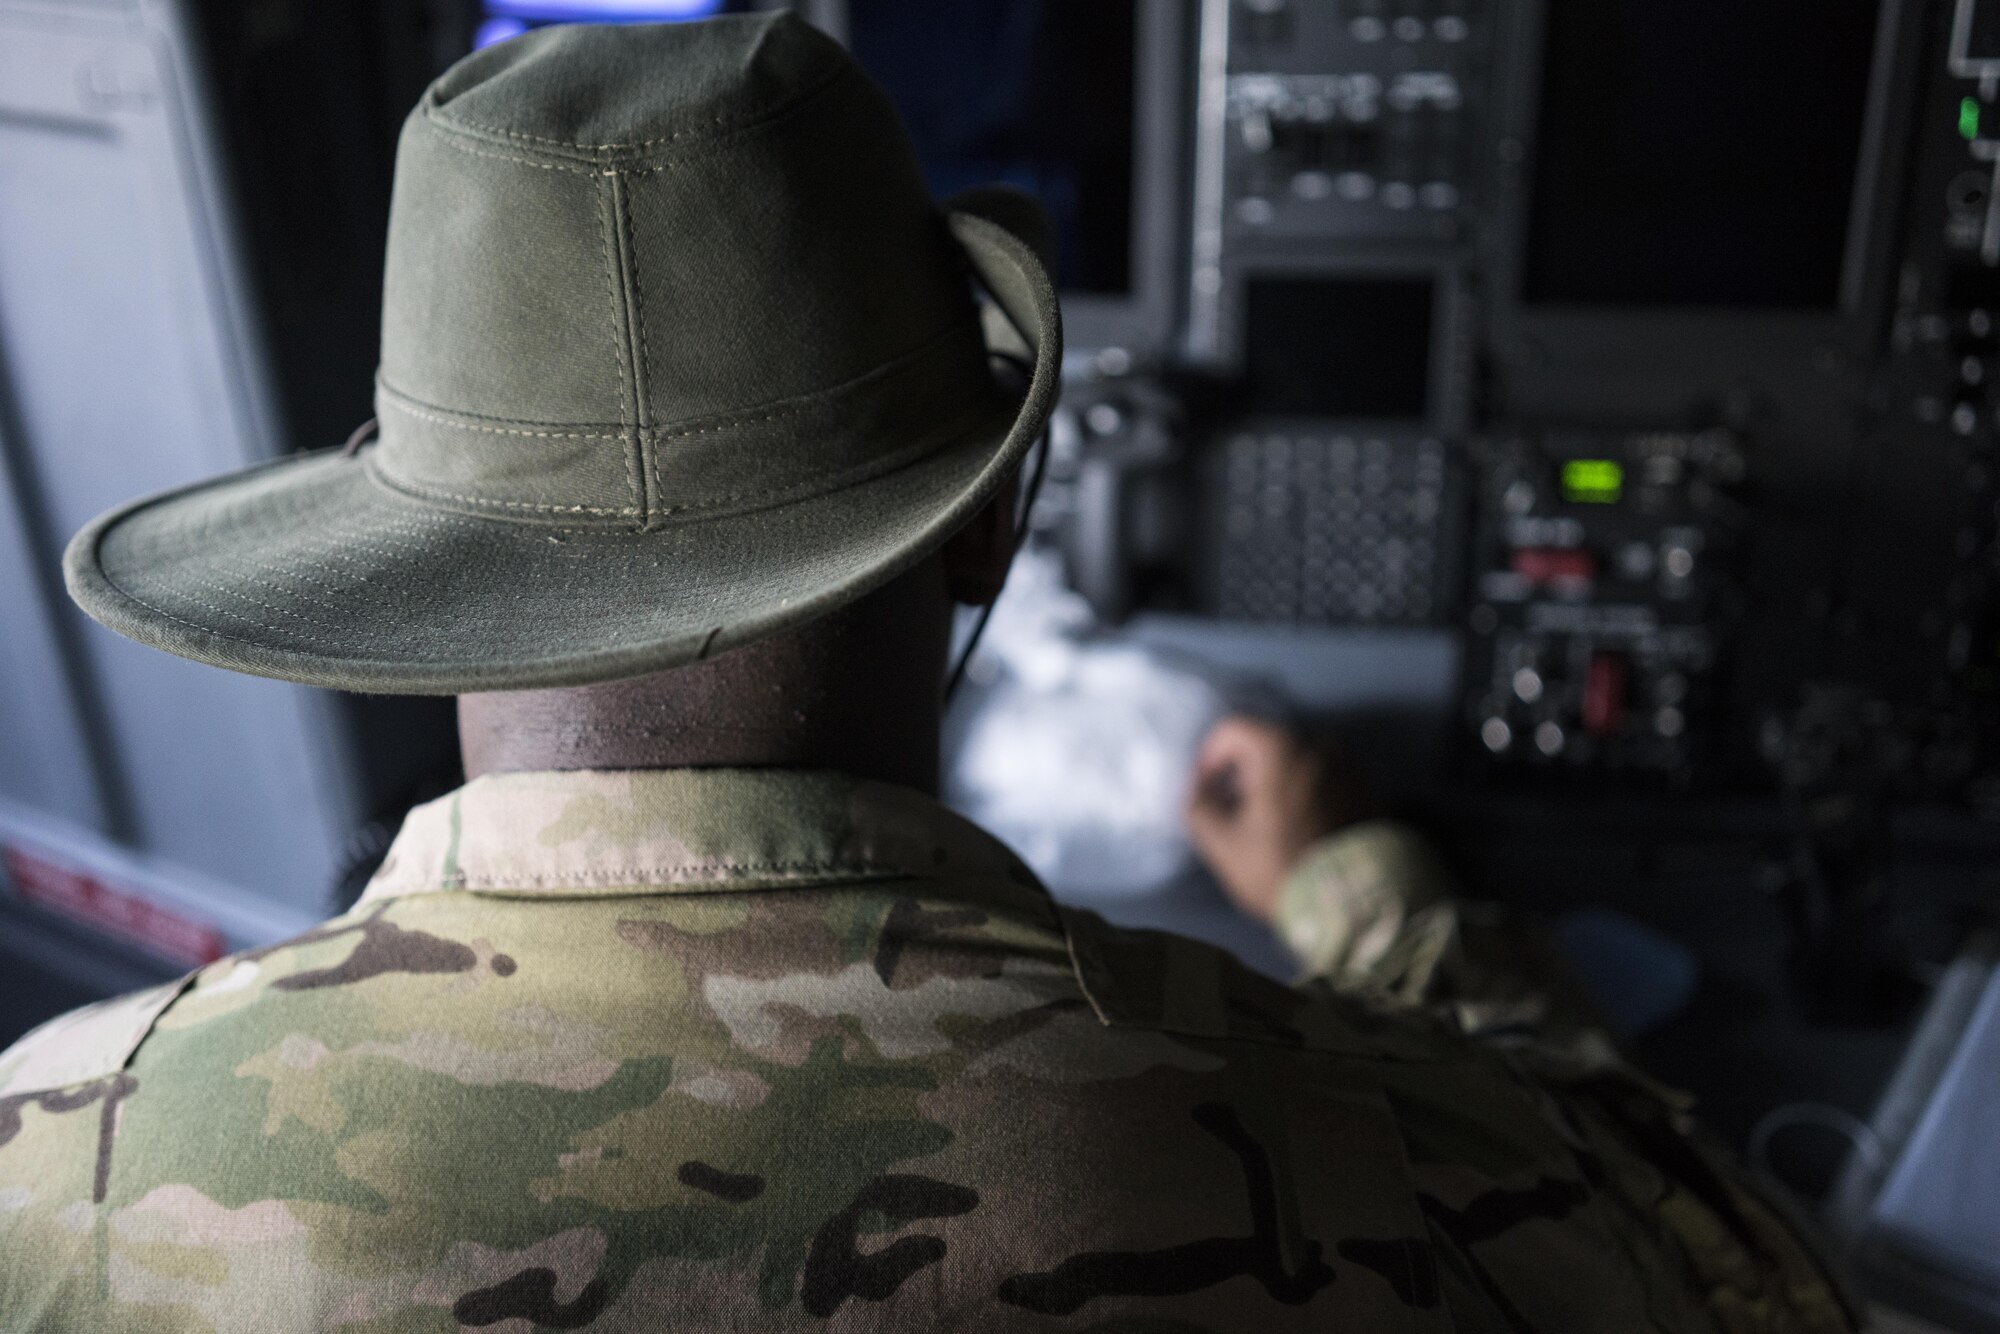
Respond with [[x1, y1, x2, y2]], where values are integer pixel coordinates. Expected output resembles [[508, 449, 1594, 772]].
[[1185, 717, 1377, 922]]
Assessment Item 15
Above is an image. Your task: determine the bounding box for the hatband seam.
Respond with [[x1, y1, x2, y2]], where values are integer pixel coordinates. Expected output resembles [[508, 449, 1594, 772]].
[[652, 398, 992, 515], [652, 319, 984, 437], [425, 61, 852, 164], [374, 312, 981, 442], [376, 396, 624, 439], [376, 380, 624, 434], [596, 173, 643, 519], [364, 463, 640, 516], [364, 395, 989, 522]]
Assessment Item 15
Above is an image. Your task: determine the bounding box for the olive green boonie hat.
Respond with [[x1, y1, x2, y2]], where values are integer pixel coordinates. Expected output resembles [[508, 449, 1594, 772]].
[[63, 14, 1060, 694]]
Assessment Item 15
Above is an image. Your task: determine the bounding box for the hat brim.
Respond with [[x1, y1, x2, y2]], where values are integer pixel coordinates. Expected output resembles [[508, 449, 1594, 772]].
[[63, 206, 1061, 695]]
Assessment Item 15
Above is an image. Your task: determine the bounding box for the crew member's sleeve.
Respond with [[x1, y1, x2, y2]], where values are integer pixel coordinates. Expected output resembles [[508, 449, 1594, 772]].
[[1269, 819, 1459, 999], [1271, 820, 1601, 1032], [1277, 830, 1866, 1330], [1277, 832, 1864, 1330]]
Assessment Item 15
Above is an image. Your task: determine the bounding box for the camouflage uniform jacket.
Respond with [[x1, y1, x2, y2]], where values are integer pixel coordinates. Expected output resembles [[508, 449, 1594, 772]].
[[0, 769, 1857, 1332]]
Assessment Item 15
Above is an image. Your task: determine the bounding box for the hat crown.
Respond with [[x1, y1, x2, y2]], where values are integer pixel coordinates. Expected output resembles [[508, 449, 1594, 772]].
[[371, 14, 996, 528], [426, 16, 842, 163]]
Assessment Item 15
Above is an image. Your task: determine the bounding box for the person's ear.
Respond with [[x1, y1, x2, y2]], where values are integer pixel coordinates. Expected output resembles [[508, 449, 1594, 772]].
[[941, 472, 1018, 607]]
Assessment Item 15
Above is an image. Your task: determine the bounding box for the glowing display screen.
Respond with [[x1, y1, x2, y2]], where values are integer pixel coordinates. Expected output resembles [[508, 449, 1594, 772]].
[[477, 0, 726, 48], [1562, 459, 1625, 504]]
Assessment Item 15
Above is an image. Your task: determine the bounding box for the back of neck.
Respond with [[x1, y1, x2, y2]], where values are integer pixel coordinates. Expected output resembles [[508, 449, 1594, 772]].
[[456, 567, 951, 793]]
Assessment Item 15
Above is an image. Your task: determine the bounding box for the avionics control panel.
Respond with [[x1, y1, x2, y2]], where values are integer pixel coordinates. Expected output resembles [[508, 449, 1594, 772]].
[[1021, 0, 2000, 803], [1462, 431, 1745, 777], [1188, 0, 1491, 361], [1204, 423, 1457, 627]]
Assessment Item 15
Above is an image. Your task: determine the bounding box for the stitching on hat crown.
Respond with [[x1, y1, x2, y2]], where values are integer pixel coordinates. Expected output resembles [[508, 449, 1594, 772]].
[[383, 25, 990, 533], [374, 385, 624, 440], [372, 314, 995, 525], [421, 50, 852, 171], [607, 170, 655, 527], [595, 173, 643, 519], [364, 460, 641, 519]]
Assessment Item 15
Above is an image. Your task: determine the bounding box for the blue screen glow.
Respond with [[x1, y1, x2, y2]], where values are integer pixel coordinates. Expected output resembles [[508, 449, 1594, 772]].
[[484, 0, 726, 22], [474, 17, 531, 47]]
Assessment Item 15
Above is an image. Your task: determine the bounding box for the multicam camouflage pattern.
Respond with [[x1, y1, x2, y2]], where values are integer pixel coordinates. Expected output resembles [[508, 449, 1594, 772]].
[[1274, 821, 1615, 1036], [0, 769, 1857, 1331], [1274, 821, 1460, 997]]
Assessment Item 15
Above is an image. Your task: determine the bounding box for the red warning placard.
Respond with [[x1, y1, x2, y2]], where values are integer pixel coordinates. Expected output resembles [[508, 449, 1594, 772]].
[[2, 843, 226, 968]]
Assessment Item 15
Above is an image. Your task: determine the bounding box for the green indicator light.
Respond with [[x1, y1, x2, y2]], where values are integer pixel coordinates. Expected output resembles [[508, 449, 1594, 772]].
[[1963, 96, 1982, 142], [1562, 458, 1624, 504]]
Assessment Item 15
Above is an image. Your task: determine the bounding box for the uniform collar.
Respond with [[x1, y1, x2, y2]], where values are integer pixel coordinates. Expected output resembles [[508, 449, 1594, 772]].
[[360, 768, 1041, 903]]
